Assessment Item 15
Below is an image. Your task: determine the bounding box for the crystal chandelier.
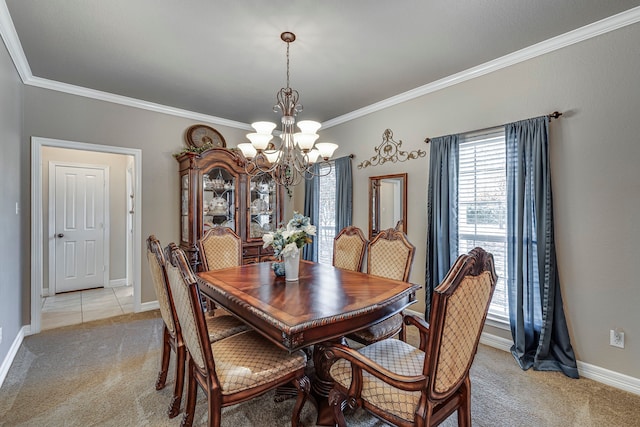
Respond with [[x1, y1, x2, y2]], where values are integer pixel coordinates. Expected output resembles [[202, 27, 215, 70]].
[[237, 32, 338, 188]]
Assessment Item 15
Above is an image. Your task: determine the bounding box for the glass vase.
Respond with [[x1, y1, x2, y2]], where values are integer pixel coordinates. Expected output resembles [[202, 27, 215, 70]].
[[283, 247, 300, 281]]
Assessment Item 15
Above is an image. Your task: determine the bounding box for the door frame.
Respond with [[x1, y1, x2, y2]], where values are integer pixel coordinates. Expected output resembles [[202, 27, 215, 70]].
[[48, 161, 110, 295], [31, 137, 142, 334]]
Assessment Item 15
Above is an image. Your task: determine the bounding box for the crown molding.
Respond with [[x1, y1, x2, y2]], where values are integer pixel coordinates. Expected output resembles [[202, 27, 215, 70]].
[[322, 5, 640, 129], [2, 1, 639, 130], [24, 76, 252, 130], [0, 0, 31, 81]]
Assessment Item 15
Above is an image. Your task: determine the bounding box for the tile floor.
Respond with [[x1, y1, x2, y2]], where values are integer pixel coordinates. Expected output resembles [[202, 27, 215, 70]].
[[41, 286, 134, 330]]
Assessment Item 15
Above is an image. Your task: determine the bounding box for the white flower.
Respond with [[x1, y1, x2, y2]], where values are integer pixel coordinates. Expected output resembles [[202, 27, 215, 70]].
[[281, 229, 294, 240], [262, 233, 274, 247], [303, 224, 316, 236], [281, 242, 299, 258]]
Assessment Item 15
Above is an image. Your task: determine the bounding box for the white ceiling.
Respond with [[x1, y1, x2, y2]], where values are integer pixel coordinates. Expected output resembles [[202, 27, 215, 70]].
[[4, 0, 640, 128]]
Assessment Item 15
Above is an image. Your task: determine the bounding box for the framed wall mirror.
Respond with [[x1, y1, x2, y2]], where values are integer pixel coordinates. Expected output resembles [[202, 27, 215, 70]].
[[369, 173, 407, 238]]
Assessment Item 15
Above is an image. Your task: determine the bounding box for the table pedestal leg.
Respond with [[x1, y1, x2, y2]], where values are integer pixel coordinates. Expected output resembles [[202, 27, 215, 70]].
[[312, 341, 343, 426]]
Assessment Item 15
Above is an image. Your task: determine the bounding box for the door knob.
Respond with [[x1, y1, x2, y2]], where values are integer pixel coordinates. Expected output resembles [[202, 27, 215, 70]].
[[57, 233, 64, 238]]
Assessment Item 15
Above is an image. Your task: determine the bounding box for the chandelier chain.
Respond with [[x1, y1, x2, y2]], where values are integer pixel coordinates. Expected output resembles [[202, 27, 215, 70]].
[[286, 40, 290, 89]]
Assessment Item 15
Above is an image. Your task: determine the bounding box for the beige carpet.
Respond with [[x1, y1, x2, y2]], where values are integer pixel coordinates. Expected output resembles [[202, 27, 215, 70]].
[[1, 310, 639, 426]]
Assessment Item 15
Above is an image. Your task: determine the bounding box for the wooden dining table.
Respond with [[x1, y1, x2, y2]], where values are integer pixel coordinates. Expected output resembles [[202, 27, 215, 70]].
[[196, 260, 421, 425]]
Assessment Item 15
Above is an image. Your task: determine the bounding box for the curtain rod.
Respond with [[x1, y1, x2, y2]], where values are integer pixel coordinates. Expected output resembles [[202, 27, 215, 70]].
[[424, 111, 563, 144]]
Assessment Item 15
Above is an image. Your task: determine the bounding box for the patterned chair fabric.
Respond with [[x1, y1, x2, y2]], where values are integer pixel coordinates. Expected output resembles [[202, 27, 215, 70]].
[[165, 244, 310, 427], [326, 248, 498, 427], [198, 227, 242, 271], [147, 237, 175, 337], [146, 235, 184, 417], [348, 228, 415, 345], [145, 236, 248, 419], [367, 228, 415, 281], [333, 226, 367, 272], [330, 339, 424, 422]]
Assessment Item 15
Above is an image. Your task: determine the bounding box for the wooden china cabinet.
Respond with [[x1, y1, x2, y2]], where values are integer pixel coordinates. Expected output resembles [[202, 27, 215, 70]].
[[176, 148, 283, 270]]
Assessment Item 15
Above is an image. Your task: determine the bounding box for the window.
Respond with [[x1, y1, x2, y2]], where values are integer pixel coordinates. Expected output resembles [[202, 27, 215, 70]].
[[317, 162, 336, 265], [458, 128, 509, 322]]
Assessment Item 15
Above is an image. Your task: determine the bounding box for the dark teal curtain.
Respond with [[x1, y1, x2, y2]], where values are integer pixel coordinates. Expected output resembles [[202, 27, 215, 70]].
[[506, 116, 578, 379], [425, 135, 459, 318], [334, 156, 353, 233], [303, 164, 320, 261]]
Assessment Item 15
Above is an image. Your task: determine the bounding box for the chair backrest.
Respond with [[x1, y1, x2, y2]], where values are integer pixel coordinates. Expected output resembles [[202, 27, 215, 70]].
[[146, 235, 177, 337], [165, 243, 217, 376], [197, 227, 242, 271], [333, 226, 367, 272], [425, 247, 497, 400], [366, 228, 415, 281]]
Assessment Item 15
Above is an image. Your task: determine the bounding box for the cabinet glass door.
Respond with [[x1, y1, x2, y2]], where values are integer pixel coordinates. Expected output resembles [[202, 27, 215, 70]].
[[181, 174, 189, 243], [203, 167, 236, 233], [249, 173, 277, 240]]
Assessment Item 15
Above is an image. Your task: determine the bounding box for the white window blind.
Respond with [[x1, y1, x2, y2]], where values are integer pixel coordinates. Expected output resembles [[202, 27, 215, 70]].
[[458, 128, 509, 322], [317, 162, 336, 265]]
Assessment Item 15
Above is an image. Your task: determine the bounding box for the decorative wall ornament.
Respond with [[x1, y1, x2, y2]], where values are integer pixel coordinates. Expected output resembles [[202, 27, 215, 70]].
[[357, 129, 426, 169]]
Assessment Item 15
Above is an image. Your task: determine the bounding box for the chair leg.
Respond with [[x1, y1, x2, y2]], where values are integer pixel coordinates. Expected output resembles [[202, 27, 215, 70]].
[[290, 375, 311, 427], [207, 381, 221, 427], [180, 357, 198, 427], [168, 343, 186, 418], [156, 326, 171, 390], [328, 388, 348, 427], [458, 376, 472, 427]]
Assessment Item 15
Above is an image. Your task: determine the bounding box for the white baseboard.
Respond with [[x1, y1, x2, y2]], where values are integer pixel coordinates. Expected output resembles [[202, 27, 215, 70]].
[[0, 326, 29, 389], [139, 300, 159, 312], [577, 360, 640, 396], [107, 278, 128, 288], [480, 332, 513, 352]]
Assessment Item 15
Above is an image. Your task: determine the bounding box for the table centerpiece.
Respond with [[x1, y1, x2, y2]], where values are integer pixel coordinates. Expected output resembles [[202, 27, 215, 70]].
[[262, 212, 315, 281]]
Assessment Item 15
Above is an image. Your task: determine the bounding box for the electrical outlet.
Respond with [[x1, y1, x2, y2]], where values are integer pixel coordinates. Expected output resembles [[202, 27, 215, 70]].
[[610, 329, 625, 348]]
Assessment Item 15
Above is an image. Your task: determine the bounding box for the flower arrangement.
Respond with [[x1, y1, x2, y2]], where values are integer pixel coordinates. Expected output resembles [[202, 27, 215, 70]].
[[262, 212, 316, 260]]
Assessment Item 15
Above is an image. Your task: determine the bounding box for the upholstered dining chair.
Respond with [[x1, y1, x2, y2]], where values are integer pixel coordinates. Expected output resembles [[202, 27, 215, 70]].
[[146, 235, 248, 418], [197, 227, 243, 311], [333, 225, 368, 272], [347, 228, 415, 345], [197, 227, 243, 272], [165, 243, 311, 427], [325, 247, 497, 427]]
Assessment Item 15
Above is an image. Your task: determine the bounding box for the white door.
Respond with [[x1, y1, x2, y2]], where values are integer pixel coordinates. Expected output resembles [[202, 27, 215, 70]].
[[53, 165, 107, 293]]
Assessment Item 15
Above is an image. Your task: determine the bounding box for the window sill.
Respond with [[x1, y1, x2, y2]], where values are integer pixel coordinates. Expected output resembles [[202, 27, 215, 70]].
[[485, 315, 510, 331]]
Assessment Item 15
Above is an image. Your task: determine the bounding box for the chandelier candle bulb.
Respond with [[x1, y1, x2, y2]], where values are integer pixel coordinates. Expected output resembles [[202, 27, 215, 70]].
[[297, 120, 322, 134], [264, 150, 282, 164], [306, 149, 321, 164], [293, 132, 320, 151], [315, 142, 339, 160], [252, 121, 277, 134], [246, 132, 273, 150], [237, 143, 257, 159]]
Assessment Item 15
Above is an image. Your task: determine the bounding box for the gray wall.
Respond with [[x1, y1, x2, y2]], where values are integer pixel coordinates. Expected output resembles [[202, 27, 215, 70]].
[[318, 23, 640, 378], [0, 39, 23, 365], [41, 147, 129, 290]]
